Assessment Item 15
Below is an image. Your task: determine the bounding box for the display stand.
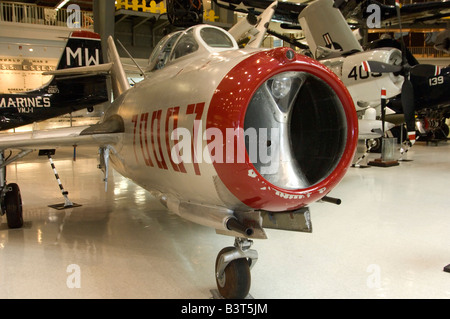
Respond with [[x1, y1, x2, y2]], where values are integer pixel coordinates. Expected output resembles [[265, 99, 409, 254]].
[[368, 88, 399, 168], [368, 137, 399, 167], [368, 157, 399, 167], [38, 149, 81, 210]]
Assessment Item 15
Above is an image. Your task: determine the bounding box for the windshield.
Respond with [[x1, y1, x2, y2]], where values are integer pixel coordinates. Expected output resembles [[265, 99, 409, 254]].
[[147, 31, 182, 71], [200, 27, 234, 48], [172, 29, 199, 60], [147, 26, 238, 72]]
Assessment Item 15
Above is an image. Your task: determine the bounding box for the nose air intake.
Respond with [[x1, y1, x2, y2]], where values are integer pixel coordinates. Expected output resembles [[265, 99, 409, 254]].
[[207, 47, 358, 212], [244, 71, 347, 190]]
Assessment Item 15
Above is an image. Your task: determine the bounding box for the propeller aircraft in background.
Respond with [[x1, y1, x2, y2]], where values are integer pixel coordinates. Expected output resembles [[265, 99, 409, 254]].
[[360, 0, 449, 144], [382, 64, 450, 142], [214, 0, 406, 144], [0, 2, 359, 299], [215, 0, 449, 148]]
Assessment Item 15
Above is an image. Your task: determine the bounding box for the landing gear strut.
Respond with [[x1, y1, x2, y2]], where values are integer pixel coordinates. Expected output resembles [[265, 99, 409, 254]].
[[215, 237, 258, 299]]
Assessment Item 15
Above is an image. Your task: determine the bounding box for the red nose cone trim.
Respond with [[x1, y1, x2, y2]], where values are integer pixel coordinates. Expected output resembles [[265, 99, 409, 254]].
[[207, 47, 358, 212]]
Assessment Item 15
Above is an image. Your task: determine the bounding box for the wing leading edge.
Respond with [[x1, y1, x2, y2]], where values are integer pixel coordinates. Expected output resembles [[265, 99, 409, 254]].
[[0, 115, 124, 150]]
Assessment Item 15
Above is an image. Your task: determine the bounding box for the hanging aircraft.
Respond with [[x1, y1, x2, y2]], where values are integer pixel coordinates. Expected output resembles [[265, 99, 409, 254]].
[[212, 0, 306, 24], [165, 0, 204, 27], [0, 2, 359, 299], [0, 30, 109, 131], [335, 0, 450, 29], [213, 0, 450, 30]]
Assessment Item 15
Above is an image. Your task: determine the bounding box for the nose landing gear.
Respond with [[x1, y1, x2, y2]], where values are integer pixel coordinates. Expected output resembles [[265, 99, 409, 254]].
[[215, 237, 258, 299]]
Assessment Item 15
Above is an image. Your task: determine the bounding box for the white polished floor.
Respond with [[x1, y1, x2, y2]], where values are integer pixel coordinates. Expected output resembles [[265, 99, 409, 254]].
[[0, 141, 450, 299]]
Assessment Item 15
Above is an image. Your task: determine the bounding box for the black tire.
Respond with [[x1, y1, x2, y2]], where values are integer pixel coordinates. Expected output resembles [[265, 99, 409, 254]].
[[439, 123, 450, 139], [215, 247, 251, 299], [5, 183, 23, 229], [367, 138, 381, 153]]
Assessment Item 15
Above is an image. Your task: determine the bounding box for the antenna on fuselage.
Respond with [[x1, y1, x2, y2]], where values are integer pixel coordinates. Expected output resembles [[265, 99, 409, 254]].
[[116, 39, 147, 79], [107, 36, 130, 99]]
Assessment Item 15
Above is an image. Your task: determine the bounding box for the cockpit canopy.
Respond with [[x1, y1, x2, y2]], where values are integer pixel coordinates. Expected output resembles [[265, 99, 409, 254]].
[[146, 25, 239, 72]]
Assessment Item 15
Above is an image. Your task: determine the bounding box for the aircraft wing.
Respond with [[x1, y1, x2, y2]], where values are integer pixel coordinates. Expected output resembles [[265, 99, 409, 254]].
[[42, 63, 113, 77], [0, 115, 124, 150]]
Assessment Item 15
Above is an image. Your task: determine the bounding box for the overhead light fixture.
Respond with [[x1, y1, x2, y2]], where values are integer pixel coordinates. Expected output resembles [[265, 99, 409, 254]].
[[55, 0, 70, 11]]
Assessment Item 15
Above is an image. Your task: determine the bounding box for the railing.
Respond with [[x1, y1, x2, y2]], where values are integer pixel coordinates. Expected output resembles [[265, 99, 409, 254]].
[[114, 0, 219, 22], [115, 0, 167, 14], [409, 46, 450, 58], [0, 1, 94, 29]]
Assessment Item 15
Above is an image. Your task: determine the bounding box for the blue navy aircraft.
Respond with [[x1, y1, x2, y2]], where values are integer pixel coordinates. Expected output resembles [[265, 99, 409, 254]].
[[384, 63, 450, 141], [0, 30, 110, 131]]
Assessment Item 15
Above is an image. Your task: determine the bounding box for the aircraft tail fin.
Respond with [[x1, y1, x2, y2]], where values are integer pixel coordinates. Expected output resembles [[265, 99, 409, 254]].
[[107, 36, 130, 99], [298, 0, 362, 59], [37, 31, 110, 113], [44, 34, 130, 102], [56, 30, 103, 70], [42, 30, 109, 109]]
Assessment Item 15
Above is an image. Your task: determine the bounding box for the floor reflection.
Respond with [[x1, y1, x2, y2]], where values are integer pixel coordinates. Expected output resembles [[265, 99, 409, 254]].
[[1, 143, 450, 298]]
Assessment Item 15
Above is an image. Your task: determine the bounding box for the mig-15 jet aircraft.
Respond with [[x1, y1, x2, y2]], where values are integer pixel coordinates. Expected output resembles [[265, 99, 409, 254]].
[[0, 2, 358, 298]]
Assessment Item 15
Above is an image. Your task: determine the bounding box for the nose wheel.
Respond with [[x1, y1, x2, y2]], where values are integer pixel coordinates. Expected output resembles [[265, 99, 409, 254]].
[[215, 237, 258, 299]]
